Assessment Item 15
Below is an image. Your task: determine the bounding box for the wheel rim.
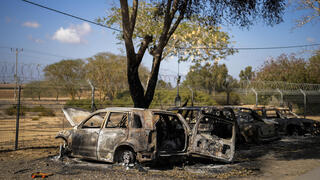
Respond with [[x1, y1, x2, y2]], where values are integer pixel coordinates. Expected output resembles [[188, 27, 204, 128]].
[[122, 151, 132, 164]]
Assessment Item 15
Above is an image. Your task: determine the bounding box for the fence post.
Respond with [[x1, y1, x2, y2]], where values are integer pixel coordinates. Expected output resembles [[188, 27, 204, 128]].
[[299, 89, 306, 118], [251, 88, 258, 106], [87, 80, 96, 112], [15, 85, 21, 150], [277, 88, 283, 106]]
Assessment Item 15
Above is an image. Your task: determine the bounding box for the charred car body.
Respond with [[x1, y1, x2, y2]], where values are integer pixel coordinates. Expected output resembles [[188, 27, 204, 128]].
[[254, 107, 320, 136], [231, 107, 280, 144], [56, 107, 235, 164], [167, 106, 236, 160]]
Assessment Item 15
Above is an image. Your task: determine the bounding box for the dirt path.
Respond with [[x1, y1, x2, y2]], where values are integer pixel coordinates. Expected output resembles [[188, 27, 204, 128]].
[[1, 136, 320, 179]]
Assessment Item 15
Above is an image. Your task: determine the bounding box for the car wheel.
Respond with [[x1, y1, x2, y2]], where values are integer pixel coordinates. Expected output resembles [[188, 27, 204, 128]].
[[118, 149, 136, 165]]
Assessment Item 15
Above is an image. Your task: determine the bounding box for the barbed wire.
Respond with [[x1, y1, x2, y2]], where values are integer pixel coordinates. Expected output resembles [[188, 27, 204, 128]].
[[239, 80, 320, 91]]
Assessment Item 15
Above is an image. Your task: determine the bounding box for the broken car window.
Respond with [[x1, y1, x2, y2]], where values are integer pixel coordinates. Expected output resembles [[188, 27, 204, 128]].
[[82, 112, 106, 128], [132, 114, 142, 128], [198, 115, 233, 139], [106, 112, 128, 128]]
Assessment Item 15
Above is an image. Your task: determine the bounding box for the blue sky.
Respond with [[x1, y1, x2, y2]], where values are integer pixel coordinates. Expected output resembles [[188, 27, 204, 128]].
[[0, 0, 319, 83]]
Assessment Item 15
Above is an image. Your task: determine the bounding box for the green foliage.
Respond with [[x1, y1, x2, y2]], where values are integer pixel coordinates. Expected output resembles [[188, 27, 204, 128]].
[[239, 66, 255, 81], [5, 105, 28, 116], [30, 106, 55, 116], [43, 59, 86, 100], [99, 1, 235, 62], [86, 52, 149, 101], [4, 105, 54, 116], [256, 52, 320, 84], [214, 92, 240, 105], [306, 51, 320, 84], [183, 62, 229, 93], [23, 81, 64, 100], [156, 80, 172, 89]]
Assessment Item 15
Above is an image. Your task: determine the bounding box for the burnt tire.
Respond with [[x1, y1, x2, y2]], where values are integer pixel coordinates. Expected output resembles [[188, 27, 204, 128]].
[[117, 149, 136, 165]]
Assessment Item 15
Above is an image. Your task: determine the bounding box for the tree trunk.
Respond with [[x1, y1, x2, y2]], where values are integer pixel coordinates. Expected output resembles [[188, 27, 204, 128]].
[[226, 91, 230, 105]]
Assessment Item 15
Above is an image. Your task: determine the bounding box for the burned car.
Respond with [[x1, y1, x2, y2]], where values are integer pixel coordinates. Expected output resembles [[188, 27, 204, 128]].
[[232, 107, 280, 144], [254, 107, 320, 136], [56, 107, 235, 165], [167, 106, 236, 161]]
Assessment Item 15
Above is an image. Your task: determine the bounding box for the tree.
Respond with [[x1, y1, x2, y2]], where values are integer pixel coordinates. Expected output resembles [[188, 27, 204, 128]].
[[101, 0, 285, 108], [183, 62, 228, 94], [86, 52, 149, 101], [239, 66, 255, 81], [43, 59, 86, 100], [306, 50, 320, 83], [292, 0, 320, 27], [256, 54, 308, 83], [156, 79, 172, 89], [222, 75, 239, 105]]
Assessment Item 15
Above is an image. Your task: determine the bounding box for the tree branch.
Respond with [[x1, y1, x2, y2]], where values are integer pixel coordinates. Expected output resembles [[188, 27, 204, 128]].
[[120, 0, 136, 63], [129, 0, 138, 38], [137, 35, 153, 64]]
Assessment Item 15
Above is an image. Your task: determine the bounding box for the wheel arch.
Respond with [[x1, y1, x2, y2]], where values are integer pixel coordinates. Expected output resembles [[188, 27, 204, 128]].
[[113, 143, 136, 163]]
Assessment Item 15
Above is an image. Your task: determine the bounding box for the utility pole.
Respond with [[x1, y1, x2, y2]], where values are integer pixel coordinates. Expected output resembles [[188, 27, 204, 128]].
[[11, 48, 23, 100], [175, 59, 181, 107]]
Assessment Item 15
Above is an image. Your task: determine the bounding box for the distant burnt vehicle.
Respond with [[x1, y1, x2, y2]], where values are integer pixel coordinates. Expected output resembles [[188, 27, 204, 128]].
[[253, 107, 320, 136], [56, 107, 235, 165], [231, 107, 280, 144]]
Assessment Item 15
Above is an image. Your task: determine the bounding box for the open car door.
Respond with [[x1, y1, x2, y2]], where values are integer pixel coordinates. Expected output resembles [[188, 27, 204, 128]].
[[188, 113, 236, 162]]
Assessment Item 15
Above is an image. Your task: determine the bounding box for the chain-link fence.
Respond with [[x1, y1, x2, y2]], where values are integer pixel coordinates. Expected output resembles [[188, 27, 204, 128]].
[[1, 79, 320, 151]]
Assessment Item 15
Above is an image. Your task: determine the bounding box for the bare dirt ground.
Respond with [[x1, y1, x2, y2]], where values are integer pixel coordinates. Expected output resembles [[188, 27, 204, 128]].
[[1, 136, 320, 180]]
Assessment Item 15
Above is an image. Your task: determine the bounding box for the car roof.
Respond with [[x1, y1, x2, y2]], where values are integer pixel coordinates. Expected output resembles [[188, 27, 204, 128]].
[[94, 107, 176, 115]]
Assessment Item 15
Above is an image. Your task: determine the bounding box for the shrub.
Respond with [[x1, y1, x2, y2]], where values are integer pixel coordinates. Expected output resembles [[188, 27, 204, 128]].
[[5, 105, 28, 116]]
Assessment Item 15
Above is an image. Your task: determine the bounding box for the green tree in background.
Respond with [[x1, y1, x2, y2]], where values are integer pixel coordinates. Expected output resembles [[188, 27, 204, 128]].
[[183, 62, 228, 94], [43, 59, 86, 100], [98, 0, 285, 108], [86, 52, 149, 101], [256, 53, 320, 84], [222, 75, 239, 105], [239, 66, 255, 81], [306, 50, 320, 83], [256, 54, 307, 83]]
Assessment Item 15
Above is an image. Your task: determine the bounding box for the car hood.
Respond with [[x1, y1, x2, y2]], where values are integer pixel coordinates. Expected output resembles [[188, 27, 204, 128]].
[[62, 108, 92, 127]]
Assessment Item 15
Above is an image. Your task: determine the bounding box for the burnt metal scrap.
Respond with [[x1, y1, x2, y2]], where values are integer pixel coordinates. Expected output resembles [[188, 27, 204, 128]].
[[168, 106, 236, 161], [56, 107, 235, 165]]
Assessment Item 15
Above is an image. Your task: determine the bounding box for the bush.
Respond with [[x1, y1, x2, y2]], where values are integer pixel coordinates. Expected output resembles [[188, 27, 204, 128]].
[[5, 105, 28, 116], [5, 105, 55, 116]]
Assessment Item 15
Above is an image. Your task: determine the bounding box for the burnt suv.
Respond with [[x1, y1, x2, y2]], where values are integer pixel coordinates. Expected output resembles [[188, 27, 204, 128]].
[[56, 107, 235, 164]]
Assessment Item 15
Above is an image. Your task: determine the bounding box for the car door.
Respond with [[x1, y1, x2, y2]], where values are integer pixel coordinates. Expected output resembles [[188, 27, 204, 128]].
[[72, 112, 106, 158], [97, 111, 128, 162], [188, 113, 236, 162]]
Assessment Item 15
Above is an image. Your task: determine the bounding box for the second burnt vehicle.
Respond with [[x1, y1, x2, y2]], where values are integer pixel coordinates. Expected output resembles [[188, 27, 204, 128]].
[[56, 107, 235, 165], [167, 106, 236, 158], [231, 107, 280, 144], [254, 107, 320, 136]]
